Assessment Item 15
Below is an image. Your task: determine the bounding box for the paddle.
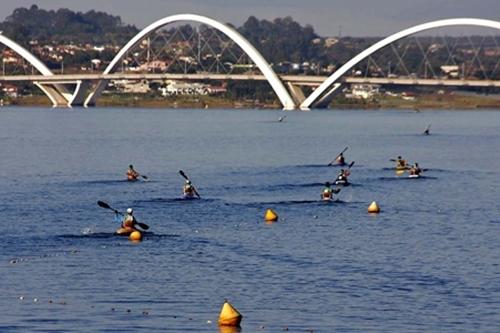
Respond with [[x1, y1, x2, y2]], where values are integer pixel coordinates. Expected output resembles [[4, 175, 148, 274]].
[[97, 200, 149, 230], [328, 146, 348, 166], [423, 124, 431, 135], [133, 170, 149, 181], [343, 161, 355, 175], [179, 170, 201, 198]]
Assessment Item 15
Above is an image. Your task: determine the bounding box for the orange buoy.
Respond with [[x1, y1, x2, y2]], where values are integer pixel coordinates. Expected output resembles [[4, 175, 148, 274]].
[[129, 230, 143, 242], [264, 209, 278, 222], [368, 201, 380, 214], [218, 300, 242, 327]]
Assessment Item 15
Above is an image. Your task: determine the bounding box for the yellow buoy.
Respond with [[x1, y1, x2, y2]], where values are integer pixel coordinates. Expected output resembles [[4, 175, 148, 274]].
[[368, 201, 380, 214], [218, 300, 242, 327], [218, 325, 241, 333], [129, 230, 143, 242], [264, 209, 278, 222]]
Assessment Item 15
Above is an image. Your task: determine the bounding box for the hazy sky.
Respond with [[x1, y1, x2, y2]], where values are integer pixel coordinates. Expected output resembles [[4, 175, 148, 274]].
[[2, 0, 500, 36]]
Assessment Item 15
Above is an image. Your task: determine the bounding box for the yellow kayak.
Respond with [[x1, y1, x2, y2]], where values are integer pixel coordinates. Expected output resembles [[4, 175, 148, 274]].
[[115, 227, 137, 236]]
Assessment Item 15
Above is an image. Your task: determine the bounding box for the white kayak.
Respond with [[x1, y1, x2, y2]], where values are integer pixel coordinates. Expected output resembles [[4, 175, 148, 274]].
[[334, 179, 349, 186]]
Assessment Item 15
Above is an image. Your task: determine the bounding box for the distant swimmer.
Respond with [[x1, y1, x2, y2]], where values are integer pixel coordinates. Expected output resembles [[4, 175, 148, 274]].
[[423, 124, 431, 135], [278, 115, 287, 122]]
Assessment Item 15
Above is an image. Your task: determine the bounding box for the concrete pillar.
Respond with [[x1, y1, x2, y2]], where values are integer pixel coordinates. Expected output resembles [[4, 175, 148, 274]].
[[286, 82, 306, 106]]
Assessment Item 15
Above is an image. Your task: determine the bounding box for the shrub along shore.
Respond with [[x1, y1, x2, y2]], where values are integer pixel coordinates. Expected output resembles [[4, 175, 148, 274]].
[[4, 93, 500, 110]]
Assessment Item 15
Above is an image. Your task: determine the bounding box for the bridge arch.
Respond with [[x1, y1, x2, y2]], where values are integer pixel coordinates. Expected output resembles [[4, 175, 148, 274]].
[[85, 13, 296, 109], [301, 18, 500, 109], [0, 33, 88, 107], [0, 33, 52, 76]]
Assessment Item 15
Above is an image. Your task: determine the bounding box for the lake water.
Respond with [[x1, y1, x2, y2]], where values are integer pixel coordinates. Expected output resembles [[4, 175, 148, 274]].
[[0, 107, 499, 332]]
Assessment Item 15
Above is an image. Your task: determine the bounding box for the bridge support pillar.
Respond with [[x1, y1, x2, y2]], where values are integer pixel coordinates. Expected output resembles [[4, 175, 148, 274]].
[[69, 80, 91, 106], [84, 80, 109, 107], [35, 82, 70, 107], [35, 80, 92, 107], [302, 83, 343, 110], [286, 83, 306, 106]]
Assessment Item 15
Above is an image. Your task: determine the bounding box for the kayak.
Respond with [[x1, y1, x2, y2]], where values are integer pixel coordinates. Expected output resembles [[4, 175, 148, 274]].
[[409, 174, 421, 179], [115, 227, 138, 235], [334, 179, 349, 186], [395, 166, 407, 171], [395, 169, 406, 176], [182, 194, 198, 200]]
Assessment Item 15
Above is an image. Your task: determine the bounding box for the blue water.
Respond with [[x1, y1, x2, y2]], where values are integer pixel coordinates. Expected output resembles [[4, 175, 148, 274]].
[[1, 107, 500, 332]]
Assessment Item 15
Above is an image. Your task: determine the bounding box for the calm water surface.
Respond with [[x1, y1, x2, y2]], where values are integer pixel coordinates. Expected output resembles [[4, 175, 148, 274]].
[[0, 107, 499, 332]]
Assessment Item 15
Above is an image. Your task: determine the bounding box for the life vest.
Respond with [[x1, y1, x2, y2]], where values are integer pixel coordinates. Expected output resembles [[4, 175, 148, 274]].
[[127, 170, 138, 180], [410, 168, 421, 175], [183, 185, 194, 194], [122, 214, 136, 228]]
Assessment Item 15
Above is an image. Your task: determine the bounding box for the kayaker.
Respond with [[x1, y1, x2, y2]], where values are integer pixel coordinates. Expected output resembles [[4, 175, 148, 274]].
[[336, 168, 349, 183], [409, 162, 422, 176], [336, 153, 346, 165], [322, 182, 334, 200], [126, 164, 140, 181], [117, 208, 139, 235], [183, 180, 195, 198], [395, 156, 407, 169], [424, 124, 431, 135]]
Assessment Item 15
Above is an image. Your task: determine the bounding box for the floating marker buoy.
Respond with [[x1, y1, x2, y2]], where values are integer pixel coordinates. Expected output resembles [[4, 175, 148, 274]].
[[129, 231, 143, 242], [218, 300, 242, 327], [218, 325, 242, 333], [368, 201, 380, 214], [264, 209, 278, 222]]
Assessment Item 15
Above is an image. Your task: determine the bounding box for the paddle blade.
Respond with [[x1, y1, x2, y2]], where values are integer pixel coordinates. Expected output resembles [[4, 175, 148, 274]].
[[137, 222, 149, 230], [179, 170, 189, 180], [348, 161, 355, 169], [339, 146, 348, 155], [97, 200, 111, 209]]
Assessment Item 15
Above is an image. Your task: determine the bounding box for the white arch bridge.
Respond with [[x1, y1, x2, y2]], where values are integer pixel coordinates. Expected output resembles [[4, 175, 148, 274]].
[[1, 15, 500, 110]]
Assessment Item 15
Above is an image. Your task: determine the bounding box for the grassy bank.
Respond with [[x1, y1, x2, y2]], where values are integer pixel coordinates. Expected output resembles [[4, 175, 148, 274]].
[[4, 92, 500, 110]]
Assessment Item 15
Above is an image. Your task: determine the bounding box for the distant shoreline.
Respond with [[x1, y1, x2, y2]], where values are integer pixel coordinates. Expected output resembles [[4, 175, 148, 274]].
[[3, 93, 500, 110]]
